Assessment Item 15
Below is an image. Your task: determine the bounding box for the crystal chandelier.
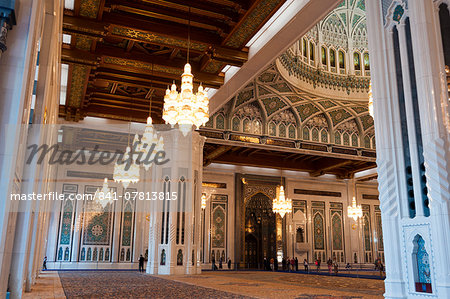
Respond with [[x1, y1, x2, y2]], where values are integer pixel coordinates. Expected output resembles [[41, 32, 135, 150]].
[[347, 197, 363, 221], [113, 96, 141, 188], [368, 80, 374, 117], [93, 178, 113, 208], [113, 145, 140, 189], [162, 7, 209, 136], [139, 116, 164, 171], [272, 185, 292, 218], [163, 64, 209, 135]]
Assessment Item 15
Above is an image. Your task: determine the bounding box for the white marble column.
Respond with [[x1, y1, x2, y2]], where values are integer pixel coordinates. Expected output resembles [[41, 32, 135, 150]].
[[0, 0, 36, 296], [365, 1, 408, 298], [409, 1, 450, 297], [396, 22, 426, 217], [146, 129, 205, 275]]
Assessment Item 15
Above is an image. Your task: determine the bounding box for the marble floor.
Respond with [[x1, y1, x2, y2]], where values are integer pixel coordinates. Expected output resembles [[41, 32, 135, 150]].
[[24, 270, 385, 298], [22, 272, 65, 299]]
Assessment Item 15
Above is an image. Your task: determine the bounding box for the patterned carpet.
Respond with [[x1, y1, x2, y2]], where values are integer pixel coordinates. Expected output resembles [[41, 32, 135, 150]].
[[165, 271, 384, 298], [58, 271, 252, 298]]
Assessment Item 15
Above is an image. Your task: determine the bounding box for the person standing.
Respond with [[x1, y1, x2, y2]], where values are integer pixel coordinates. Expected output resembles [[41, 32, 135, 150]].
[[139, 254, 145, 273], [327, 258, 333, 274], [212, 256, 216, 270], [282, 257, 286, 271], [345, 263, 351, 270], [42, 256, 47, 271], [227, 258, 231, 269], [290, 258, 295, 272], [295, 257, 298, 272], [219, 257, 223, 269], [316, 258, 321, 272], [333, 259, 339, 275], [379, 262, 385, 277], [303, 259, 308, 272], [274, 257, 278, 271]]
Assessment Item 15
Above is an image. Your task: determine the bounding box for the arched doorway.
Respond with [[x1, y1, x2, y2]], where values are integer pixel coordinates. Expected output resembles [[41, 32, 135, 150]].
[[244, 192, 276, 268]]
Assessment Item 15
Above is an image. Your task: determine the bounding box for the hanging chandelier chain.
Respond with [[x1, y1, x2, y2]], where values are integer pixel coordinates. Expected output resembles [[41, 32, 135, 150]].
[[187, 6, 191, 63], [149, 62, 153, 116]]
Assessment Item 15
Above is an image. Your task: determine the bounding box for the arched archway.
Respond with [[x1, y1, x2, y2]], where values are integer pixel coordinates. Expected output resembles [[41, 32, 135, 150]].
[[244, 192, 276, 268]]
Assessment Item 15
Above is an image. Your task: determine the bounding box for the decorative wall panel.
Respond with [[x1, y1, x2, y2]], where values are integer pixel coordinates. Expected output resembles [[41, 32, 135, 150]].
[[56, 184, 78, 261], [330, 202, 345, 262], [312, 201, 326, 262], [119, 188, 136, 262], [210, 195, 227, 261], [80, 185, 115, 262], [362, 204, 372, 262], [414, 235, 431, 284], [374, 205, 384, 261]]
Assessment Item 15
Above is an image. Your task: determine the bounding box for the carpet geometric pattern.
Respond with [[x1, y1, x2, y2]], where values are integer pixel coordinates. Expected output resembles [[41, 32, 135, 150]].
[[58, 271, 252, 298]]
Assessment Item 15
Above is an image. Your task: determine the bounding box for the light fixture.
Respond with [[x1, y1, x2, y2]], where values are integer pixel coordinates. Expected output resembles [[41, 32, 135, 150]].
[[272, 171, 292, 218], [113, 98, 141, 188], [93, 178, 113, 208], [136, 63, 164, 171], [140, 116, 164, 171], [368, 80, 374, 117], [347, 196, 363, 221], [273, 185, 292, 218], [113, 146, 140, 189], [163, 66, 209, 136], [162, 6, 209, 136], [201, 193, 207, 210]]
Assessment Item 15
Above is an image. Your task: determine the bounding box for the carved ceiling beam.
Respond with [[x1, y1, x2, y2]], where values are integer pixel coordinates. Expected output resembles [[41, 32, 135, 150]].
[[92, 74, 169, 92], [63, 15, 106, 35], [62, 15, 248, 66], [140, 0, 241, 21], [87, 91, 163, 110], [83, 104, 156, 122], [310, 160, 354, 177], [107, 0, 232, 35], [88, 98, 153, 112], [204, 0, 247, 12], [204, 145, 233, 166], [61, 48, 99, 66], [210, 151, 315, 172], [356, 174, 378, 182], [105, 12, 222, 46], [348, 163, 377, 175], [62, 47, 224, 88]]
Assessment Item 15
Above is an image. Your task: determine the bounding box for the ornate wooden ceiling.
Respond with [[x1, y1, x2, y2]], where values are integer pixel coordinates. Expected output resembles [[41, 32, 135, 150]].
[[60, 0, 287, 122], [200, 129, 376, 179], [202, 142, 376, 179]]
